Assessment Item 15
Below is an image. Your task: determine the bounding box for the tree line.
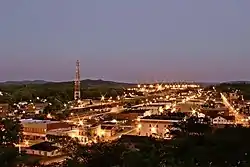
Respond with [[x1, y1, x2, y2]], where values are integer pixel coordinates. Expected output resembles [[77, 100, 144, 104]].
[[0, 80, 133, 104], [211, 82, 250, 100]]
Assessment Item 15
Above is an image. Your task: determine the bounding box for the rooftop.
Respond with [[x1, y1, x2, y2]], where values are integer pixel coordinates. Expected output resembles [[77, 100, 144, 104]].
[[122, 109, 149, 114], [213, 115, 235, 121], [29, 142, 59, 152], [101, 125, 115, 130], [20, 119, 60, 124], [143, 113, 187, 121]]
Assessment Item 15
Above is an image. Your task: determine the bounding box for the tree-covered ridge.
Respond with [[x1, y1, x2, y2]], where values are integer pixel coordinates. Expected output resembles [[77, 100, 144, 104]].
[[207, 82, 250, 100], [0, 79, 134, 104]]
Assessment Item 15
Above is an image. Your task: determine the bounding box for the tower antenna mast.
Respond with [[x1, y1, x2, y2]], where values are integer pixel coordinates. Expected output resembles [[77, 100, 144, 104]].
[[74, 60, 81, 100]]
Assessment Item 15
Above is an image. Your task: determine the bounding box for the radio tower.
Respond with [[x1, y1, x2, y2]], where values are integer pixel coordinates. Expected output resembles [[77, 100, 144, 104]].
[[74, 60, 81, 100]]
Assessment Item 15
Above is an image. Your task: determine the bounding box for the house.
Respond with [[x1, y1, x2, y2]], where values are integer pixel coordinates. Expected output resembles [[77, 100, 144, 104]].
[[24, 141, 61, 157], [212, 116, 235, 125]]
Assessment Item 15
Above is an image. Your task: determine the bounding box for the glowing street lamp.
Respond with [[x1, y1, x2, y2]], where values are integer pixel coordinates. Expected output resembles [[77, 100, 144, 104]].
[[157, 85, 162, 91], [159, 106, 164, 113], [25, 140, 29, 146], [151, 127, 157, 134], [47, 113, 52, 119], [78, 120, 83, 126], [192, 109, 197, 115], [165, 105, 170, 110]]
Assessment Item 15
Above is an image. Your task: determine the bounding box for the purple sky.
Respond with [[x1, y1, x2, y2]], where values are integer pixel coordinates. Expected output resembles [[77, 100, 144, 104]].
[[0, 1, 250, 83]]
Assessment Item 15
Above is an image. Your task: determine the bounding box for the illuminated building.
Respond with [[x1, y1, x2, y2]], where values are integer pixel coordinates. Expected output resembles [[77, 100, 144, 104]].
[[136, 114, 185, 138], [24, 141, 61, 157], [21, 119, 71, 141]]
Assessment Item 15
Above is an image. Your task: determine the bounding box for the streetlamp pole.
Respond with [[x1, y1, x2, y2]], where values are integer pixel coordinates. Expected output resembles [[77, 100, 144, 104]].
[[18, 136, 21, 155]]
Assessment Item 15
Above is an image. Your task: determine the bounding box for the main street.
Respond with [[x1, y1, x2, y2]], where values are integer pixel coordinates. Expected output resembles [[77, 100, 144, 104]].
[[106, 128, 137, 141], [220, 93, 247, 125]]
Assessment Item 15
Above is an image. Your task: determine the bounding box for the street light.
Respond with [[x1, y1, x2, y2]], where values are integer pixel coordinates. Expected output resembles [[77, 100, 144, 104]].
[[159, 106, 164, 114], [47, 113, 52, 119], [101, 95, 105, 106], [151, 127, 157, 134], [79, 120, 83, 126], [25, 140, 29, 146]]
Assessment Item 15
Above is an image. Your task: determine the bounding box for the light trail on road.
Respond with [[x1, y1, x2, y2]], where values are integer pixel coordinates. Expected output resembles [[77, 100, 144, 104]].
[[220, 93, 247, 125]]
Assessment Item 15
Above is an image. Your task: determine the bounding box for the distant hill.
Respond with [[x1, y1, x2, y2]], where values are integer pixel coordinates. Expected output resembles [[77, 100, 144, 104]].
[[1, 80, 48, 85], [0, 79, 134, 87], [222, 81, 250, 84], [0, 80, 222, 87], [0, 79, 135, 104]]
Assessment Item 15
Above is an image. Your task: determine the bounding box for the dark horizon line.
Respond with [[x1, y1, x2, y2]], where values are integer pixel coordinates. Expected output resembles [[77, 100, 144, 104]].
[[1, 79, 250, 85]]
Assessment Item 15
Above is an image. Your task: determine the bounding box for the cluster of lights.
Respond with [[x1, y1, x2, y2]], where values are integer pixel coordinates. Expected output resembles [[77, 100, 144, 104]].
[[135, 84, 200, 93], [159, 106, 164, 113], [137, 84, 199, 89], [221, 93, 247, 125]]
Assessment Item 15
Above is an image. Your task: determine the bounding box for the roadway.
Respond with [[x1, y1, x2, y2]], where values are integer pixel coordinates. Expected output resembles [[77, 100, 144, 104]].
[[106, 128, 137, 141], [220, 93, 247, 125]]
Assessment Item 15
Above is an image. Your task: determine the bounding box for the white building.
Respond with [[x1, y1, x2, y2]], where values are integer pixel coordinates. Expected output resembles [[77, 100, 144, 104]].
[[136, 115, 184, 139], [46, 127, 89, 144], [212, 116, 235, 125], [24, 141, 61, 157]]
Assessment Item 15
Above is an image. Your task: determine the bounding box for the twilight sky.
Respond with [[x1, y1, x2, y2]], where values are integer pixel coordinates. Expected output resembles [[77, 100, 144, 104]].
[[0, 1, 250, 83]]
